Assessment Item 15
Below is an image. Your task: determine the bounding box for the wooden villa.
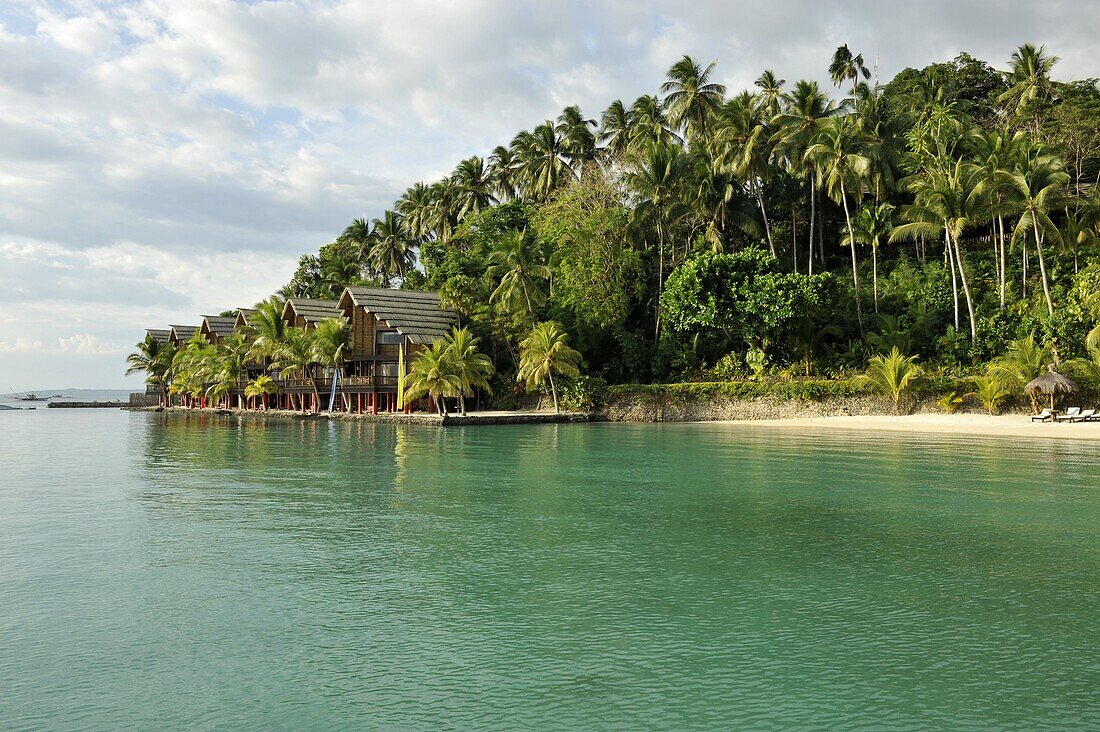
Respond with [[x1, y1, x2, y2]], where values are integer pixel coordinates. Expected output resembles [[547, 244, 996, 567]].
[[145, 289, 461, 414]]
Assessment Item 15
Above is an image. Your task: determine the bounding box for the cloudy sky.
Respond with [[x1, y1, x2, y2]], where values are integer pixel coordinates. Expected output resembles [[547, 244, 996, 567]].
[[1, 0, 1097, 389]]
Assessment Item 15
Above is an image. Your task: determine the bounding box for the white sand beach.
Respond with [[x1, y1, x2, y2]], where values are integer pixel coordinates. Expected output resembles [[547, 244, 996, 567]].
[[728, 413, 1100, 442]]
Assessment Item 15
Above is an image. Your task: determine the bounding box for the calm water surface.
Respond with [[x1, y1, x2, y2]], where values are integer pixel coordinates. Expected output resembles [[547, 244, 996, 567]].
[[1, 411, 1098, 730]]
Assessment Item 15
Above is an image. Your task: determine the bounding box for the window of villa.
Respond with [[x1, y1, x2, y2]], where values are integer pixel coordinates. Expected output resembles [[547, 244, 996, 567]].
[[377, 362, 398, 378], [376, 331, 403, 346]]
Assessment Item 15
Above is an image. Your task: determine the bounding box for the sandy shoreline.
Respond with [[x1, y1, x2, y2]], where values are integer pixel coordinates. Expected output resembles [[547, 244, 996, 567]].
[[721, 413, 1100, 442]]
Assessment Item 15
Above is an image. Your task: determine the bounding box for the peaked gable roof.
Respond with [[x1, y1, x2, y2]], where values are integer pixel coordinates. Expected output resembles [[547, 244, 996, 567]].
[[169, 325, 201, 341], [146, 328, 172, 345], [283, 298, 342, 325], [342, 287, 459, 345], [201, 315, 237, 338]]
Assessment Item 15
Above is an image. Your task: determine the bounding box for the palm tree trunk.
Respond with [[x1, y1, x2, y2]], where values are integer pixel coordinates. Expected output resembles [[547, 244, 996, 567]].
[[547, 370, 559, 413], [872, 241, 879, 314], [791, 204, 798, 273], [951, 233, 978, 343], [839, 183, 864, 338], [756, 186, 775, 256], [945, 226, 959, 331], [808, 185, 815, 276], [997, 214, 1007, 309], [817, 203, 825, 263], [1032, 221, 1055, 316]]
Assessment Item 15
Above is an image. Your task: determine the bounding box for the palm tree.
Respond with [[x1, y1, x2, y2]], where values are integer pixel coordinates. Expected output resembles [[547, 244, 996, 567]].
[[843, 201, 894, 313], [629, 94, 681, 150], [340, 218, 373, 260], [369, 210, 414, 285], [754, 70, 785, 117], [970, 127, 1027, 308], [518, 322, 582, 413], [516, 121, 574, 201], [714, 91, 775, 255], [829, 44, 870, 93], [427, 179, 460, 242], [660, 55, 726, 144], [125, 333, 176, 404], [487, 146, 519, 202], [443, 327, 494, 415], [557, 105, 598, 173], [854, 347, 921, 414], [244, 374, 277, 410], [452, 156, 497, 220], [403, 341, 463, 415], [309, 317, 349, 410], [246, 296, 288, 365], [623, 141, 689, 340], [598, 100, 634, 158], [806, 115, 872, 336], [487, 228, 551, 315], [990, 334, 1051, 412], [320, 244, 364, 297], [968, 374, 1013, 415], [397, 182, 435, 240], [273, 327, 317, 412], [1000, 145, 1070, 315], [892, 161, 983, 342], [998, 43, 1060, 117], [771, 80, 838, 273]]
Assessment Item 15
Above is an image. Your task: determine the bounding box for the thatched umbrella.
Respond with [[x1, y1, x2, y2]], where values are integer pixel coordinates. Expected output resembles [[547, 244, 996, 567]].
[[1026, 364, 1079, 412]]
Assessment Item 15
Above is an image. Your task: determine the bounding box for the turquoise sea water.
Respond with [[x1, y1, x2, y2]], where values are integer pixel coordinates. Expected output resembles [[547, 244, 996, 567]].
[[1, 411, 1097, 730]]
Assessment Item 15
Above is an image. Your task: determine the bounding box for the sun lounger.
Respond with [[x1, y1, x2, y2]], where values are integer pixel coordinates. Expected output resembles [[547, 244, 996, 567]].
[[1070, 409, 1095, 423], [1054, 407, 1081, 422], [1031, 409, 1053, 422]]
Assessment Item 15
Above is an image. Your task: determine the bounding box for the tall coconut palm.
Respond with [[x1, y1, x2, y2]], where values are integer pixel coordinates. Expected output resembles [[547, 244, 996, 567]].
[[403, 341, 463, 416], [340, 218, 373, 260], [443, 327, 494, 415], [771, 80, 839, 273], [829, 44, 870, 93], [320, 244, 364, 297], [806, 115, 873, 336], [998, 43, 1060, 116], [518, 321, 583, 413], [452, 156, 497, 220], [843, 201, 894, 313], [970, 127, 1027, 308], [660, 55, 726, 144], [598, 99, 635, 158], [892, 161, 984, 342], [754, 70, 786, 117], [397, 182, 435, 240], [516, 121, 574, 201], [629, 94, 681, 150], [487, 146, 519, 202], [369, 210, 414, 285], [427, 179, 460, 242], [714, 91, 776, 255], [623, 141, 689, 340], [557, 105, 598, 173], [487, 228, 551, 315], [1000, 145, 1070, 315]]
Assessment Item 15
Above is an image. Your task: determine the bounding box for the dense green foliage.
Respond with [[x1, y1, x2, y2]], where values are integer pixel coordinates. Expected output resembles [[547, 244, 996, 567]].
[[136, 43, 1100, 412]]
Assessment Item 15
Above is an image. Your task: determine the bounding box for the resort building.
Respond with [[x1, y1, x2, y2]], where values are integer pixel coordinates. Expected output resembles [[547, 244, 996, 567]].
[[146, 289, 460, 414], [334, 287, 461, 413]]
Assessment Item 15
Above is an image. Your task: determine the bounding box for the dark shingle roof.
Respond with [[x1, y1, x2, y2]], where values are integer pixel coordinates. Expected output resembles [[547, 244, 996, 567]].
[[285, 298, 342, 324], [345, 287, 459, 345], [146, 328, 172, 345], [202, 315, 237, 338], [169, 325, 200, 341]]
